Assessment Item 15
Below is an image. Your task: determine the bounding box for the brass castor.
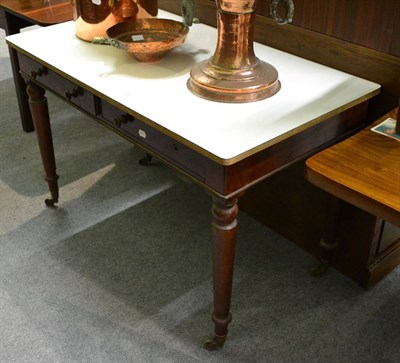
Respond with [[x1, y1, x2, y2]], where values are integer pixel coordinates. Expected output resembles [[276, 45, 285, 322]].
[[139, 153, 153, 166], [45, 198, 55, 207], [203, 335, 226, 351], [44, 192, 58, 207], [309, 260, 329, 277]]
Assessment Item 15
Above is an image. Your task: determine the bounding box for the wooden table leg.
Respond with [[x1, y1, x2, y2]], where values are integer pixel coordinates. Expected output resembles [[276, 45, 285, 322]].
[[310, 196, 342, 276], [2, 11, 35, 132], [10, 46, 35, 132], [204, 195, 239, 350], [26, 81, 59, 205]]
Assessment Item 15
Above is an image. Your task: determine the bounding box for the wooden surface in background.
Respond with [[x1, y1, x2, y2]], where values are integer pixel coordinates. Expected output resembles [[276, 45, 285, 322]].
[[165, 0, 400, 56], [257, 0, 400, 57], [0, 0, 72, 25]]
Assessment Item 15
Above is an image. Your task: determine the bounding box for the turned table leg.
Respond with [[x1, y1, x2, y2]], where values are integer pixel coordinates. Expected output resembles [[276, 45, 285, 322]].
[[26, 81, 59, 206], [204, 195, 239, 350], [310, 196, 342, 276], [1, 10, 35, 133], [139, 153, 153, 166]]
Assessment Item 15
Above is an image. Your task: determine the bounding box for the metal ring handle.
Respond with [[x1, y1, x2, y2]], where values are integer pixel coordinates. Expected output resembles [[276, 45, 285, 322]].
[[270, 0, 294, 25]]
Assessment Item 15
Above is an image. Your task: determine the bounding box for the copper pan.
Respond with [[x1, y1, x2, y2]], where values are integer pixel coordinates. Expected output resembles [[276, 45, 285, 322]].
[[92, 18, 189, 62]]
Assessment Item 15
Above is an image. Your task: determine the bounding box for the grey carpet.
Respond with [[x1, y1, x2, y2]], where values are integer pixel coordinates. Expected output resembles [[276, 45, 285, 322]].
[[1, 29, 399, 362]]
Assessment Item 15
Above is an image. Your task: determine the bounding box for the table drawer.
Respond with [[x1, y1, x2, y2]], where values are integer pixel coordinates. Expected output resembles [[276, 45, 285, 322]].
[[100, 100, 206, 181], [18, 54, 98, 115]]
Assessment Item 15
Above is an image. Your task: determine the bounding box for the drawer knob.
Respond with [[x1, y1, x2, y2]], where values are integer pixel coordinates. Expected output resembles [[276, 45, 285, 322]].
[[65, 87, 83, 100], [31, 67, 47, 79], [114, 114, 134, 127]]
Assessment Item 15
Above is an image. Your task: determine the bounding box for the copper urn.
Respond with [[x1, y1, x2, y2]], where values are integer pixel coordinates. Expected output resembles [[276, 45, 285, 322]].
[[188, 0, 294, 103], [72, 0, 158, 41]]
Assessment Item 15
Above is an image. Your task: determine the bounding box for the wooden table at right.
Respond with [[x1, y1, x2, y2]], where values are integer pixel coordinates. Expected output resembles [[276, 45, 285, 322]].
[[305, 107, 400, 285]]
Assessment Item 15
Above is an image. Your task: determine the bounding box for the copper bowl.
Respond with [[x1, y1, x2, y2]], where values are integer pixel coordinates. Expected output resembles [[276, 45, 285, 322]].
[[92, 18, 189, 62]]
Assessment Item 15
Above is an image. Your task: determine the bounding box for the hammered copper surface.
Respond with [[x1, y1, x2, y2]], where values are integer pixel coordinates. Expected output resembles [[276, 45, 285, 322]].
[[93, 18, 189, 62]]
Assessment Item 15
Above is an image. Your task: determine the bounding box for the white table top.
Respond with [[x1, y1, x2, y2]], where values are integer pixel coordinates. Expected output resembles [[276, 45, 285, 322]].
[[6, 10, 380, 165]]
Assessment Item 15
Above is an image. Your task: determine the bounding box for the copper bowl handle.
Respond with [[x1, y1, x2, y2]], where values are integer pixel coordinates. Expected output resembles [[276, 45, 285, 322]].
[[270, 0, 294, 25], [182, 0, 195, 26], [92, 37, 126, 50]]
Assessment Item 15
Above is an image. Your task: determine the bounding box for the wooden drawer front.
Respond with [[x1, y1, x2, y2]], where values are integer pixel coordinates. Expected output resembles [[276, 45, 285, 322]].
[[100, 100, 206, 181], [18, 54, 98, 115]]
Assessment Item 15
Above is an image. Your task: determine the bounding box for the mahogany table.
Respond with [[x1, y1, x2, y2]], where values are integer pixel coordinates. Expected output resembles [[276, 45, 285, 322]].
[[0, 0, 72, 132], [305, 108, 400, 270], [6, 11, 380, 349], [306, 108, 399, 228]]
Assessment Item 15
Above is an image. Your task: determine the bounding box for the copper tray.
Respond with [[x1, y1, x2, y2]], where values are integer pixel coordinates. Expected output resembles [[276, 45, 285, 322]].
[[92, 18, 189, 62]]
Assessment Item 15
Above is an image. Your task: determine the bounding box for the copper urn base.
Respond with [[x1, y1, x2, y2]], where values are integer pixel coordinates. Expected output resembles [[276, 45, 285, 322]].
[[188, 58, 280, 103], [188, 0, 283, 103]]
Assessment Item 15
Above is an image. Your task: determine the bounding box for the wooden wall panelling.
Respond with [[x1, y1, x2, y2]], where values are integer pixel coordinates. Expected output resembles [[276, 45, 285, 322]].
[[252, 15, 399, 120], [257, 0, 400, 57]]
